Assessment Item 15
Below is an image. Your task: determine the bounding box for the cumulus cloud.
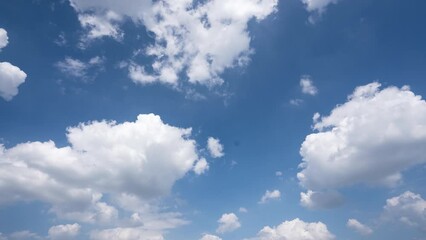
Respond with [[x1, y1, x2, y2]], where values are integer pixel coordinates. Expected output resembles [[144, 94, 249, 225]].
[[200, 234, 222, 240], [259, 190, 281, 204], [254, 218, 335, 240], [0, 62, 27, 101], [239, 207, 248, 213], [382, 191, 426, 230], [300, 190, 344, 209], [56, 56, 104, 81], [298, 83, 426, 200], [48, 223, 81, 240], [194, 157, 209, 175], [0, 28, 27, 101], [69, 0, 278, 86], [0, 113, 204, 233], [207, 137, 224, 158], [346, 219, 373, 235], [0, 28, 8, 50], [216, 213, 241, 234], [300, 76, 318, 95]]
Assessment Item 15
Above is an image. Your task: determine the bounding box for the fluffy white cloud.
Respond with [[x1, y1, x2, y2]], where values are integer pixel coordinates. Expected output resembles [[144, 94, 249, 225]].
[[255, 218, 335, 240], [259, 190, 281, 204], [300, 190, 344, 209], [48, 223, 81, 240], [0, 114, 203, 228], [200, 234, 222, 240], [346, 219, 373, 235], [194, 157, 209, 175], [0, 28, 8, 50], [0, 62, 27, 101], [298, 83, 426, 195], [383, 191, 426, 230], [69, 0, 278, 86], [207, 137, 224, 158], [300, 76, 318, 96], [216, 213, 241, 234], [301, 0, 338, 13], [90, 227, 164, 240], [0, 29, 27, 101], [56, 56, 104, 81]]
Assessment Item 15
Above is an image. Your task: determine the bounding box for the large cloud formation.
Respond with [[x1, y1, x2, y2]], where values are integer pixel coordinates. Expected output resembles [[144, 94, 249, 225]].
[[0, 114, 206, 236], [298, 83, 426, 204], [0, 28, 27, 101], [254, 218, 335, 240], [69, 0, 278, 86]]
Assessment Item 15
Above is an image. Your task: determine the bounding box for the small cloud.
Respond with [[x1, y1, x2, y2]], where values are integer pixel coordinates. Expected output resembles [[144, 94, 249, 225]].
[[194, 158, 209, 175], [216, 213, 241, 234], [239, 207, 248, 213], [347, 219, 373, 235], [300, 75, 318, 96], [290, 98, 304, 106], [54, 32, 67, 46], [56, 56, 105, 82], [259, 190, 281, 204], [275, 171, 283, 177], [207, 137, 224, 158]]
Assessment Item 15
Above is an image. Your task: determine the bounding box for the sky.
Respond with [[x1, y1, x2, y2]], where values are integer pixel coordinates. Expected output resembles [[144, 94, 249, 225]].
[[0, 0, 426, 239]]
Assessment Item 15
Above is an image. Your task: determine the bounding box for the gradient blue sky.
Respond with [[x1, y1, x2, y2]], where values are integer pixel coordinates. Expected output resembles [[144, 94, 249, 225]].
[[0, 0, 425, 239]]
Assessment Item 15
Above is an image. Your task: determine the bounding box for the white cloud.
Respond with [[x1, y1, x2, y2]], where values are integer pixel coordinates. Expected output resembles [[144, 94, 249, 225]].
[[0, 28, 27, 101], [275, 171, 283, 176], [301, 0, 338, 13], [0, 114, 204, 229], [90, 227, 164, 240], [207, 137, 224, 158], [298, 83, 426, 195], [239, 207, 248, 213], [290, 98, 304, 106], [254, 218, 335, 240], [300, 190, 344, 209], [300, 76, 318, 96], [200, 234, 222, 240], [48, 223, 81, 240], [7, 231, 42, 240], [78, 10, 123, 43], [194, 158, 209, 175], [0, 28, 8, 50], [383, 191, 426, 230], [216, 213, 241, 234], [346, 219, 373, 235], [0, 62, 27, 101], [259, 190, 281, 204], [56, 56, 104, 81], [69, 0, 278, 86]]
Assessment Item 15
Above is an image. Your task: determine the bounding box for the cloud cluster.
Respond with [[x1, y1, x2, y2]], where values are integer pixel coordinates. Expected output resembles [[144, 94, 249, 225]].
[[0, 28, 27, 101], [0, 114, 206, 237], [69, 0, 278, 86], [216, 213, 241, 234], [255, 218, 335, 240], [298, 83, 426, 207], [383, 191, 426, 230]]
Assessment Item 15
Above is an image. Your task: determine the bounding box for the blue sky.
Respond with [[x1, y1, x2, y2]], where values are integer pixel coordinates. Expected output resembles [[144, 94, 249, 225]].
[[0, 0, 426, 239]]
